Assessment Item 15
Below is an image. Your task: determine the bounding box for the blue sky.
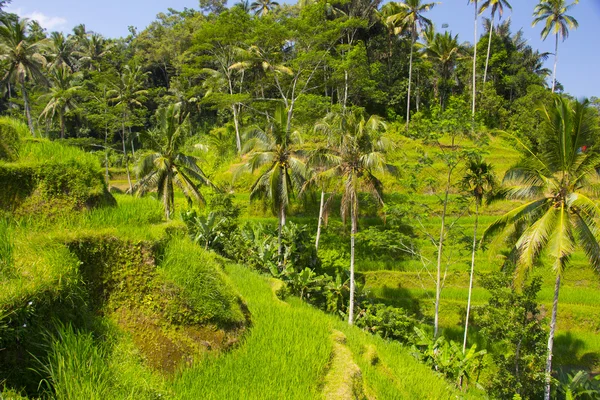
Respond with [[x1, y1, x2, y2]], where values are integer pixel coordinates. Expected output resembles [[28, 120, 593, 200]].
[[6, 0, 599, 98]]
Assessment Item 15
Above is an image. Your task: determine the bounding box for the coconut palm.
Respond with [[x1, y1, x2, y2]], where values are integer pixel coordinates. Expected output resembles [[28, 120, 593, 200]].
[[532, 0, 578, 93], [311, 109, 391, 324], [482, 96, 600, 400], [241, 105, 306, 259], [461, 155, 495, 353], [478, 0, 512, 85], [39, 66, 81, 139], [250, 0, 280, 16], [109, 64, 149, 193], [74, 33, 112, 71], [385, 0, 437, 131], [48, 31, 77, 71], [0, 15, 48, 135], [421, 28, 463, 110], [134, 103, 214, 221]]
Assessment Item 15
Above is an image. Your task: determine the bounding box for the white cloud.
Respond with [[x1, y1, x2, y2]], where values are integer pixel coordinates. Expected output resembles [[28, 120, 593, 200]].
[[5, 7, 67, 31]]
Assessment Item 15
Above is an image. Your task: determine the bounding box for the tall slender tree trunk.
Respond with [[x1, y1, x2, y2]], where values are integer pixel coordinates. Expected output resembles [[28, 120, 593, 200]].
[[122, 118, 133, 194], [104, 119, 110, 187], [232, 104, 242, 153], [129, 126, 135, 157], [544, 274, 561, 400], [435, 167, 452, 338], [471, 0, 478, 117], [463, 201, 479, 353], [343, 70, 349, 113], [277, 168, 286, 267], [164, 174, 171, 221], [315, 190, 325, 251], [551, 33, 558, 93], [21, 83, 34, 136], [406, 31, 416, 132], [348, 193, 356, 325], [483, 14, 495, 85]]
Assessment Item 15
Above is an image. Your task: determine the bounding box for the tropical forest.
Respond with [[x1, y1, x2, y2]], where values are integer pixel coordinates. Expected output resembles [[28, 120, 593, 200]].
[[0, 0, 599, 398]]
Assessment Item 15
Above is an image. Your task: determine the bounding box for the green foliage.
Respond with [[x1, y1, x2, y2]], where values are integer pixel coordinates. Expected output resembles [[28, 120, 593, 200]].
[[473, 272, 548, 399], [557, 370, 600, 400], [355, 303, 417, 343], [412, 327, 487, 389]]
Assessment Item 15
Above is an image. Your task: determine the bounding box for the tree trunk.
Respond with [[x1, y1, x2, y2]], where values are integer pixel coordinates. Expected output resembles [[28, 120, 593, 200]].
[[544, 274, 561, 400], [406, 31, 415, 132], [232, 104, 242, 153], [122, 119, 133, 194], [348, 193, 356, 325], [129, 125, 135, 157], [21, 83, 34, 136], [463, 201, 479, 353], [104, 119, 110, 187], [164, 174, 171, 221], [315, 190, 325, 251], [471, 0, 478, 117], [343, 70, 348, 113], [60, 110, 65, 139], [435, 167, 452, 338], [483, 13, 494, 85], [277, 168, 286, 268], [551, 33, 558, 93]]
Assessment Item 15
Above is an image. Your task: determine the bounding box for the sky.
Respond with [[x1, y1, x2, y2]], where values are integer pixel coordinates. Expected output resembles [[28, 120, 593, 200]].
[[6, 0, 600, 98]]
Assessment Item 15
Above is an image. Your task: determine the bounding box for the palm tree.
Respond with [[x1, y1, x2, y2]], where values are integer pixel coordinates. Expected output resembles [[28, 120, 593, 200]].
[[311, 110, 391, 324], [109, 64, 149, 193], [134, 103, 214, 221], [48, 31, 76, 71], [241, 105, 306, 259], [74, 33, 112, 71], [250, 0, 280, 16], [385, 0, 437, 131], [532, 0, 578, 93], [39, 66, 81, 139], [483, 96, 600, 400], [478, 0, 512, 85], [0, 15, 48, 135], [421, 28, 463, 110], [461, 155, 495, 353], [235, 0, 252, 13]]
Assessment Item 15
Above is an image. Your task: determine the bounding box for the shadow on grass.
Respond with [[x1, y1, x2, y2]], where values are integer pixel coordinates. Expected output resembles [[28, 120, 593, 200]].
[[553, 332, 600, 370], [367, 284, 423, 318]]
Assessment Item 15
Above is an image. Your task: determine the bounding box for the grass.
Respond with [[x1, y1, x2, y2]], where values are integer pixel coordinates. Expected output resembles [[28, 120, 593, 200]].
[[171, 264, 482, 399], [171, 264, 333, 400], [159, 238, 246, 327]]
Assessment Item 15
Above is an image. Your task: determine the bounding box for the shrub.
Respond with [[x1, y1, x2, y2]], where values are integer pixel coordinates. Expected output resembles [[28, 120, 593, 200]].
[[473, 272, 548, 399], [355, 303, 417, 343]]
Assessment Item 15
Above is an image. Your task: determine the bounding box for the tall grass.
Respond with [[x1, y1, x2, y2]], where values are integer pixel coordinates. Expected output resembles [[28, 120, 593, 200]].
[[172, 263, 333, 400], [41, 324, 114, 400]]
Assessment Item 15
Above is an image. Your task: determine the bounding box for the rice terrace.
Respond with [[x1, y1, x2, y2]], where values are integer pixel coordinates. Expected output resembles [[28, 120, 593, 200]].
[[1, 0, 600, 398]]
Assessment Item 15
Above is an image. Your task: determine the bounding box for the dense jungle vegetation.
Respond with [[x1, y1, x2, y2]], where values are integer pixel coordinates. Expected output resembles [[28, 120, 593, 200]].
[[1, 0, 600, 398]]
